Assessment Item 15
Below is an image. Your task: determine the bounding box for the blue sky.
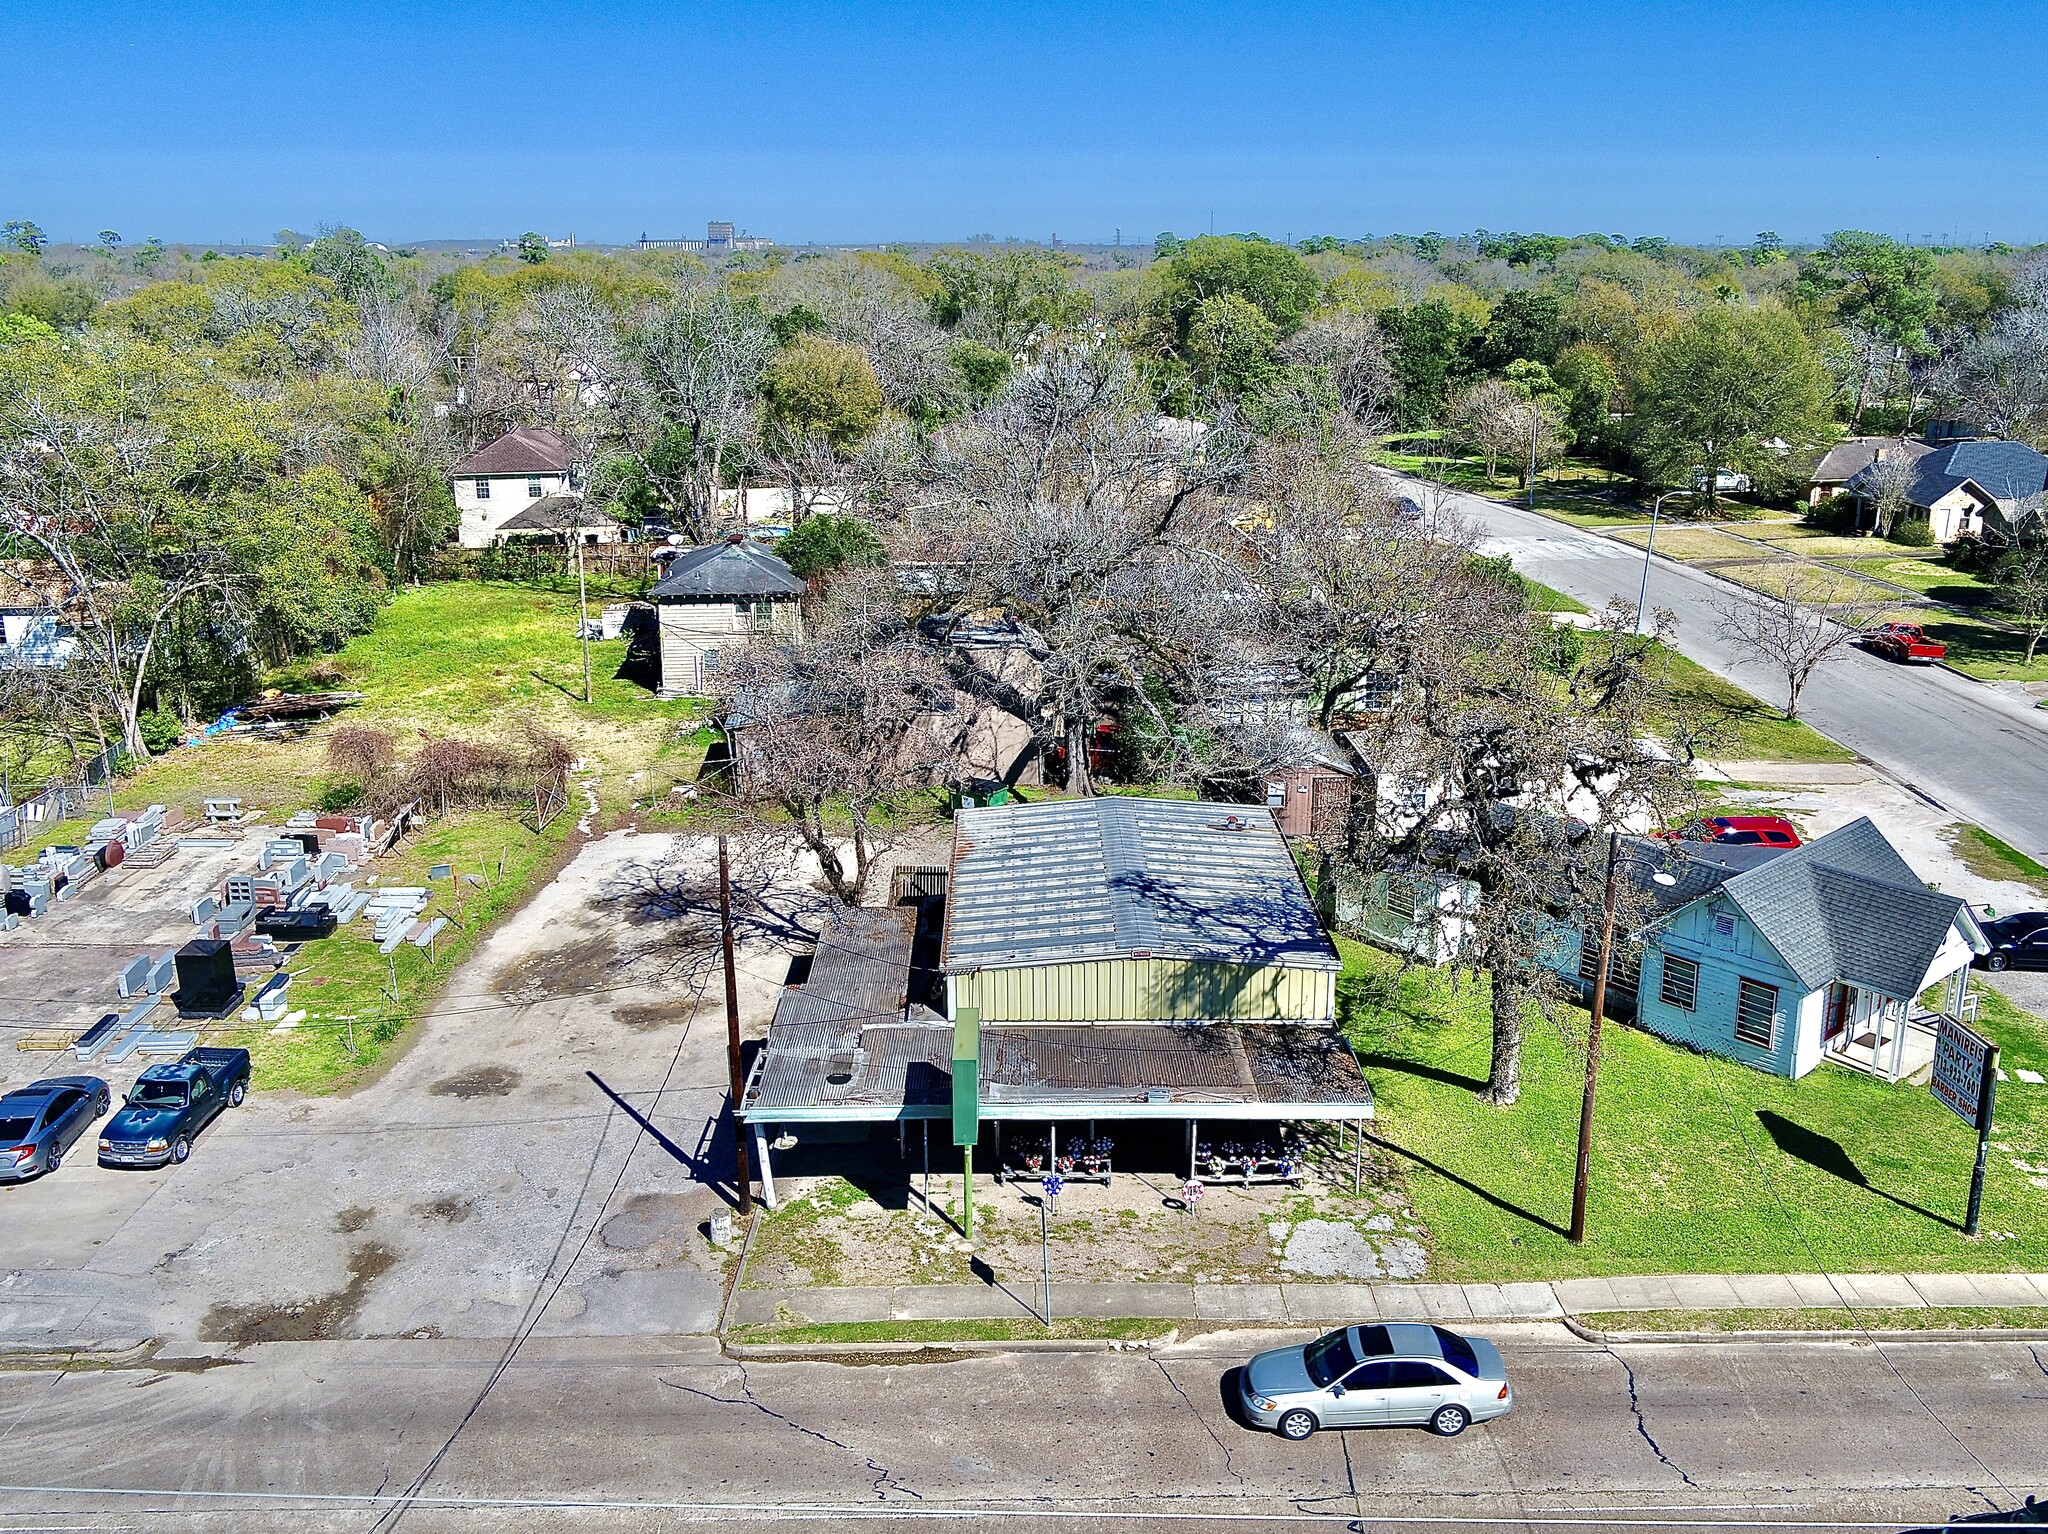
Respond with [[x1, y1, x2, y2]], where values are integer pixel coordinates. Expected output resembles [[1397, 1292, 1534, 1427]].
[[11, 1, 2048, 247]]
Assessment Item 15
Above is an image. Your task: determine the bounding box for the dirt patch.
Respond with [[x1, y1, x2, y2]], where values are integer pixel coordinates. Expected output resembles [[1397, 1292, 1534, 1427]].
[[410, 1195, 476, 1224], [200, 1244, 398, 1345], [334, 1206, 374, 1234], [612, 1003, 684, 1033], [494, 929, 623, 1001], [429, 1065, 522, 1099]]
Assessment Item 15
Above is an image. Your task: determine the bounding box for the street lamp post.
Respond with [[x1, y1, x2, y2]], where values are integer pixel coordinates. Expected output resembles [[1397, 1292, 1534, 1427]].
[[1633, 490, 1694, 635]]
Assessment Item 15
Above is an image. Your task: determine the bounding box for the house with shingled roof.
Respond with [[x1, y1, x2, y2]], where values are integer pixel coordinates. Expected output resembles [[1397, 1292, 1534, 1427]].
[[1844, 439, 2048, 544], [450, 426, 579, 547], [1550, 818, 1987, 1082], [648, 534, 808, 698]]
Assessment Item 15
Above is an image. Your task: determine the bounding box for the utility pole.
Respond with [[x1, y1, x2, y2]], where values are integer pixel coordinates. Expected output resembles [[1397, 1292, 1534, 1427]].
[[574, 504, 592, 703], [1570, 832, 1621, 1244], [720, 836, 753, 1215], [1527, 402, 1539, 512]]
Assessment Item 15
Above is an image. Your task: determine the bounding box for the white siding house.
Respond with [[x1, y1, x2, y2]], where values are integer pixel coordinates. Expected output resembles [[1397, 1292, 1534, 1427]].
[[649, 536, 809, 699], [451, 426, 579, 548]]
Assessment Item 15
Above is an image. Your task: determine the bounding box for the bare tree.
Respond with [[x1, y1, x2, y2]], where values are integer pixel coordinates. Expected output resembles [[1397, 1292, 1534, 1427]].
[[1934, 256, 2048, 448], [1713, 570, 1886, 720], [1277, 310, 1399, 435], [1859, 449, 1919, 536], [913, 343, 1247, 795], [1449, 379, 1563, 484], [1993, 536, 2048, 665], [712, 571, 954, 905]]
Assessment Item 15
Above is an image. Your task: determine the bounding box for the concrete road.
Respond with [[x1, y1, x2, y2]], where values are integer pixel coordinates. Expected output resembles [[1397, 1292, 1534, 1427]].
[[0, 1327, 2043, 1531], [1417, 478, 2048, 865]]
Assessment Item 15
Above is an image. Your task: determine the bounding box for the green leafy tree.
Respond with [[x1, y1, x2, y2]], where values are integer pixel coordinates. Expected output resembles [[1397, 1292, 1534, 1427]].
[[759, 335, 886, 453], [1, 221, 47, 253], [774, 512, 884, 582], [1552, 343, 1619, 441], [301, 226, 388, 301], [1633, 305, 1833, 514], [1475, 289, 1562, 369], [926, 246, 1087, 351], [1796, 230, 1939, 351], [96, 230, 121, 252], [949, 338, 1010, 405], [1184, 291, 1279, 401], [1382, 297, 1482, 425], [516, 232, 550, 264], [1157, 235, 1321, 339]]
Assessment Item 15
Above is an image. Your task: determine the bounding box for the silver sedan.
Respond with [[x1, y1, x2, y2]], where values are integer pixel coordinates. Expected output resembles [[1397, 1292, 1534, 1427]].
[[1237, 1323, 1513, 1440]]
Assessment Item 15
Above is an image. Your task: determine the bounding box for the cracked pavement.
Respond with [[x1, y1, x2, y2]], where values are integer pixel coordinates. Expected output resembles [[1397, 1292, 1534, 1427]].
[[1, 1327, 2044, 1531]]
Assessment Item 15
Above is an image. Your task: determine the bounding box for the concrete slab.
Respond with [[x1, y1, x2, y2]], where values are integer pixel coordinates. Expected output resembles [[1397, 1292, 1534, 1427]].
[[1408, 1284, 1475, 1320], [1824, 1273, 1925, 1308], [764, 1286, 895, 1323], [1603, 1275, 1687, 1310], [1492, 1282, 1565, 1319], [1551, 1277, 1622, 1313], [1717, 1273, 1804, 1308], [1372, 1285, 1430, 1319], [1045, 1283, 1188, 1319], [1662, 1275, 1747, 1309], [1282, 1284, 1379, 1323], [1786, 1272, 1852, 1306], [894, 1284, 1042, 1322], [1193, 1285, 1287, 1322]]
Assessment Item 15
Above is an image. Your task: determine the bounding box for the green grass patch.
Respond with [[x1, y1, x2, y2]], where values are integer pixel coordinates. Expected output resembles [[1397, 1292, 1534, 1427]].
[[1834, 558, 1992, 605], [1336, 939, 2048, 1282], [729, 1317, 1176, 1346], [1646, 644, 1856, 763], [1527, 581, 1589, 615], [1580, 1306, 2048, 1334], [1944, 824, 2048, 900], [1909, 613, 2048, 684]]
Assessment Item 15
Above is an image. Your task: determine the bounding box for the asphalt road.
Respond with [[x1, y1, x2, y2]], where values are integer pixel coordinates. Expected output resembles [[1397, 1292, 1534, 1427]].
[[1415, 478, 2048, 865], [0, 1327, 2043, 1532]]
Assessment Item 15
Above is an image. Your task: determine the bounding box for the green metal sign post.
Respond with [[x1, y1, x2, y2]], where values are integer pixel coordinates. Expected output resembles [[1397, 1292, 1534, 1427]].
[[953, 1006, 981, 1238]]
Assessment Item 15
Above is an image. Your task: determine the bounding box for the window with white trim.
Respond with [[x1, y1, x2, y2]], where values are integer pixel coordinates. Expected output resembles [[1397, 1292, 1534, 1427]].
[[1659, 953, 1699, 1011], [1734, 977, 1778, 1047], [475, 478, 491, 499], [527, 477, 544, 499]]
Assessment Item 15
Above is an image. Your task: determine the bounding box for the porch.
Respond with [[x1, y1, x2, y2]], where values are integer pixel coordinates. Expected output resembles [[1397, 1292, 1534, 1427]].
[[1821, 968, 1979, 1084]]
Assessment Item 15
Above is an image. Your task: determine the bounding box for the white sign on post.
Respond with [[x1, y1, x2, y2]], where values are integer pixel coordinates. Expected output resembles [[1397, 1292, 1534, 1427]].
[[1930, 1016, 1992, 1127]]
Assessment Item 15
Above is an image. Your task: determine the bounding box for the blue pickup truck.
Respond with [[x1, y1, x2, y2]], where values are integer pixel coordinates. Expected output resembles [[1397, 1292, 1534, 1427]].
[[97, 1048, 251, 1168]]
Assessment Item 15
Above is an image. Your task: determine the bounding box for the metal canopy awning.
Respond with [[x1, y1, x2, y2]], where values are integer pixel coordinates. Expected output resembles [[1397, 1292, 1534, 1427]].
[[739, 1018, 1374, 1124]]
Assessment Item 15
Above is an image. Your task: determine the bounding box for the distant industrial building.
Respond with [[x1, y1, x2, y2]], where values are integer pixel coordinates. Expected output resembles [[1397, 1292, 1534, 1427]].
[[637, 221, 773, 255]]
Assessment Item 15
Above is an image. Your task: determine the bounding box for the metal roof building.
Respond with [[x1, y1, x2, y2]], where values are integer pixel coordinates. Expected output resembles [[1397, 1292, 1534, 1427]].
[[737, 799, 1371, 1208]]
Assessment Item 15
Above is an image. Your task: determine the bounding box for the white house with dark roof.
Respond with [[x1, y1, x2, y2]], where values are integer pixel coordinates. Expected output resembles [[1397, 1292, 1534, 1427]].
[[648, 535, 808, 698], [1843, 439, 2048, 543], [450, 426, 580, 547], [1551, 818, 1987, 1081]]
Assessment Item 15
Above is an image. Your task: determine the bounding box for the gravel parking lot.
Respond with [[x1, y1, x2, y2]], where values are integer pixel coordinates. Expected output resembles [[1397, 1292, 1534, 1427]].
[[1, 829, 803, 1350]]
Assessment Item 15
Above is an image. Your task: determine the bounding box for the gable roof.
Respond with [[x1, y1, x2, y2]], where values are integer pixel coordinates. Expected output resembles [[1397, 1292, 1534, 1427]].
[[493, 494, 617, 534], [1672, 817, 1977, 999], [452, 426, 572, 477], [941, 796, 1340, 973], [1850, 439, 2048, 510], [1812, 437, 1930, 485], [648, 536, 808, 600]]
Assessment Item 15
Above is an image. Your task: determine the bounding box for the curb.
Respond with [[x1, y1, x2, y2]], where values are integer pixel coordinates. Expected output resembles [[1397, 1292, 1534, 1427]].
[[726, 1329, 1180, 1361], [1562, 1315, 2048, 1346]]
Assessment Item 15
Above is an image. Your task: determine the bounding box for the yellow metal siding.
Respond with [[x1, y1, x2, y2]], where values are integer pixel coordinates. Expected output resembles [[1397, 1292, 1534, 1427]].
[[953, 958, 1334, 1021]]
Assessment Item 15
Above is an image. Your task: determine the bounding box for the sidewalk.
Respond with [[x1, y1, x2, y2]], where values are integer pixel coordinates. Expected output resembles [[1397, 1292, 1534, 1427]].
[[729, 1271, 2048, 1329]]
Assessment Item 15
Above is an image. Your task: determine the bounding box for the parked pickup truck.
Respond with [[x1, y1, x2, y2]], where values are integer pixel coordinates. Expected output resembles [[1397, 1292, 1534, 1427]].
[[97, 1047, 250, 1168], [1861, 622, 1947, 663]]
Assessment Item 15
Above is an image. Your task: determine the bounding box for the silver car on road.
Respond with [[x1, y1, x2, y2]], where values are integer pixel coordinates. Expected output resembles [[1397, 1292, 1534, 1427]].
[[1237, 1323, 1512, 1440]]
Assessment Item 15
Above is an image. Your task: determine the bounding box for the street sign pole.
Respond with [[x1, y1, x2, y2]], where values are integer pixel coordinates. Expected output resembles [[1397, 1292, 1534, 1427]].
[[1965, 1043, 1999, 1237]]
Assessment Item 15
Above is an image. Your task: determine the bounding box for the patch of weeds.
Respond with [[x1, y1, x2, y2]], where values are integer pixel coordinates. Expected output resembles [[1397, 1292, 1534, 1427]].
[[1945, 823, 2048, 900], [1580, 1306, 2048, 1334]]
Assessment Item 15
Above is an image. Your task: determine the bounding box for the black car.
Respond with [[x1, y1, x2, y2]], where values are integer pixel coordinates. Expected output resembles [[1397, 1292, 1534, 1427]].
[[1975, 911, 2048, 972], [0, 1076, 113, 1181]]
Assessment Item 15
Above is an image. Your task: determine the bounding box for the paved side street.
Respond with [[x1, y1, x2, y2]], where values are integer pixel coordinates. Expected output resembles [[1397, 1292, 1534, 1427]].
[[2, 1330, 2045, 1531]]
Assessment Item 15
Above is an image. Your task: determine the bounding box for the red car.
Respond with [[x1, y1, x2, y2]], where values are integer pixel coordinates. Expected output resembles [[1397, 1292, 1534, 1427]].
[[1861, 622, 1946, 663], [1659, 815, 1803, 849]]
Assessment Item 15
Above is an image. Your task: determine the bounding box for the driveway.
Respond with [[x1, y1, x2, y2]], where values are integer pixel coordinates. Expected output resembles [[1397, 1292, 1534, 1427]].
[[1411, 476, 2048, 864], [0, 830, 809, 1350]]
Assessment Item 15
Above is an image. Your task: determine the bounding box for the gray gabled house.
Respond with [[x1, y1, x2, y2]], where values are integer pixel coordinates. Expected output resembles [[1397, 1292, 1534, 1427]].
[[648, 535, 807, 699], [1844, 439, 2048, 543], [1551, 818, 1987, 1081]]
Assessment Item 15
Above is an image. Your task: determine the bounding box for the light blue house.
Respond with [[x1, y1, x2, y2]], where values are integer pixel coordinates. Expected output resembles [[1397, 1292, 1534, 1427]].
[[1553, 818, 1987, 1081]]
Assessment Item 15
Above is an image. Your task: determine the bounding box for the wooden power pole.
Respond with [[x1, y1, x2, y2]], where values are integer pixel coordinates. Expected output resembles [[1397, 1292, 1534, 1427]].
[[720, 835, 753, 1215]]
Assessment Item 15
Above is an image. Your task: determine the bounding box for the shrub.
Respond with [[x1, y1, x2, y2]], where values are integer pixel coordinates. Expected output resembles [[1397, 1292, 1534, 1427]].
[[326, 723, 397, 785], [1893, 518, 1935, 548], [138, 708, 185, 755], [1803, 493, 1858, 533]]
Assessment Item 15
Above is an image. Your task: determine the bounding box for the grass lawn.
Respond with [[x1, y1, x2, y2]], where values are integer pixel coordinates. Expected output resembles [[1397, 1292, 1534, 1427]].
[[1646, 644, 1856, 764], [1835, 558, 1992, 605], [1337, 939, 2048, 1282], [1746, 528, 1939, 559], [1608, 526, 1777, 563], [9, 582, 705, 1089], [1943, 824, 2048, 900], [1907, 613, 2048, 684], [1579, 1306, 2048, 1334]]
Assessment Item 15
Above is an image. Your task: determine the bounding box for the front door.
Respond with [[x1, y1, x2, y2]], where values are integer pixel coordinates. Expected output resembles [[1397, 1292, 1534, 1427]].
[[1823, 983, 1851, 1045], [1328, 1361, 1400, 1426]]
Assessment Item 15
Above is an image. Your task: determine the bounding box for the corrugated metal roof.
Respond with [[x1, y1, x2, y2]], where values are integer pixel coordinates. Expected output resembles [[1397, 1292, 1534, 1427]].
[[941, 797, 1340, 973], [772, 906, 927, 1029]]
